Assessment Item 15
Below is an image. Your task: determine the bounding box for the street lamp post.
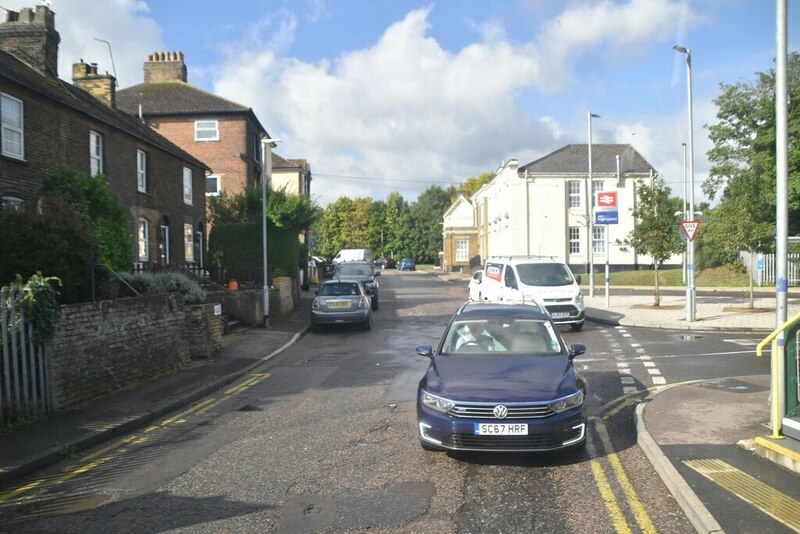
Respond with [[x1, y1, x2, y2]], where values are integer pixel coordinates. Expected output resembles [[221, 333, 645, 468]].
[[587, 112, 600, 297], [674, 44, 696, 322], [681, 142, 687, 284], [260, 136, 281, 327]]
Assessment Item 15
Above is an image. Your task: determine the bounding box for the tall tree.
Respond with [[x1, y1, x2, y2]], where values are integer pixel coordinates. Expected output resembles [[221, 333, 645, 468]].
[[459, 172, 495, 198], [704, 52, 800, 237], [627, 180, 684, 306], [409, 185, 453, 263], [383, 192, 412, 259]]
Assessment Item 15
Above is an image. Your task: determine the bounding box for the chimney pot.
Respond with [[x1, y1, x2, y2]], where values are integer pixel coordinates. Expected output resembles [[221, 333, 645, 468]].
[[143, 50, 187, 83], [0, 4, 60, 76]]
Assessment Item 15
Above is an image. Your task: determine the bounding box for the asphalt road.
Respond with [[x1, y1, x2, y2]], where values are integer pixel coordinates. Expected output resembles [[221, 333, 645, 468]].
[[1, 270, 709, 533]]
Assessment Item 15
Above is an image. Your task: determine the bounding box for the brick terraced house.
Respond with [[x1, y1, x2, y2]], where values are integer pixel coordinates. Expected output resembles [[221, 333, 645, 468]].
[[0, 5, 209, 267], [116, 52, 274, 200]]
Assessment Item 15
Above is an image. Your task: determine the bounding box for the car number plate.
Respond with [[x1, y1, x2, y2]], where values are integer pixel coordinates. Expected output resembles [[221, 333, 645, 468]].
[[474, 423, 528, 435], [330, 300, 349, 308], [551, 312, 570, 319]]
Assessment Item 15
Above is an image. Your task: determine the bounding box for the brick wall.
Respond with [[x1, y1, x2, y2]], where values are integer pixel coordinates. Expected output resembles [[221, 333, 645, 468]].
[[185, 303, 222, 359], [206, 289, 264, 327], [47, 294, 189, 410], [0, 78, 206, 266], [150, 116, 256, 198]]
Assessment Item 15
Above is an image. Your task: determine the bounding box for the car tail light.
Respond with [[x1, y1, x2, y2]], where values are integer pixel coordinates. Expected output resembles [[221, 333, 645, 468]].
[[359, 296, 368, 308], [312, 298, 320, 309]]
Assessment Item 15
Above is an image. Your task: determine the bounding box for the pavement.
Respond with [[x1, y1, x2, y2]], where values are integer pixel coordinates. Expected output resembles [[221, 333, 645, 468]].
[[1, 270, 799, 532]]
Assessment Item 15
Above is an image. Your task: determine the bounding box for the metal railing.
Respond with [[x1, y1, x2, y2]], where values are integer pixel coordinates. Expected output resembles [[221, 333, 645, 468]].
[[741, 252, 800, 286], [1, 287, 50, 423]]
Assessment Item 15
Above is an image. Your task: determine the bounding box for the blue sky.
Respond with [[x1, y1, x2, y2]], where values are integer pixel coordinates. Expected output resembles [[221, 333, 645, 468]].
[[4, 1, 797, 206]]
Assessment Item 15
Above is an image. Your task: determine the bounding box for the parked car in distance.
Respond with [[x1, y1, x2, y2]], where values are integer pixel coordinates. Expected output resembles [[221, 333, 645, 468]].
[[415, 300, 587, 453], [311, 280, 372, 332], [332, 261, 380, 310], [381, 257, 396, 269], [468, 270, 484, 301], [398, 258, 416, 271]]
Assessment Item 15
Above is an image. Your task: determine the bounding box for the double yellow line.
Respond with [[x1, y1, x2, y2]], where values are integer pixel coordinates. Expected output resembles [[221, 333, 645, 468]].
[[588, 416, 656, 533], [0, 372, 271, 506]]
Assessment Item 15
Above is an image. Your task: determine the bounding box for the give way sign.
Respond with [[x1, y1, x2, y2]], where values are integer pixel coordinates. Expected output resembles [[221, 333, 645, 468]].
[[681, 220, 701, 241]]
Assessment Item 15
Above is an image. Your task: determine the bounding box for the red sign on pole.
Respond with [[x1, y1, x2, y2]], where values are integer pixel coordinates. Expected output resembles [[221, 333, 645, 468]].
[[681, 220, 701, 241], [596, 191, 617, 208]]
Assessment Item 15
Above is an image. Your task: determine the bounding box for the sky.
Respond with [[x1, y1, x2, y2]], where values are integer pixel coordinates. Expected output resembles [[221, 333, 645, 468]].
[[2, 0, 797, 207]]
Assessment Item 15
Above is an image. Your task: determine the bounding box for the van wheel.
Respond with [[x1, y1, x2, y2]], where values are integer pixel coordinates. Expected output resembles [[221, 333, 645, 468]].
[[570, 321, 584, 332]]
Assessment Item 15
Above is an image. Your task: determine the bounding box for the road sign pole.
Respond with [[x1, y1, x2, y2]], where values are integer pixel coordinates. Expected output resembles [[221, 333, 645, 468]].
[[605, 224, 610, 308]]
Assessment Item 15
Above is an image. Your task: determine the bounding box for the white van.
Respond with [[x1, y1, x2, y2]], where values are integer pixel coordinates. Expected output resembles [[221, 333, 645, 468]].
[[474, 257, 585, 331], [332, 248, 373, 265]]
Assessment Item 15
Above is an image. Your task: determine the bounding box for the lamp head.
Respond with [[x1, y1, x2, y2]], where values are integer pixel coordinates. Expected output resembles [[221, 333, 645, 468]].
[[673, 44, 689, 55]]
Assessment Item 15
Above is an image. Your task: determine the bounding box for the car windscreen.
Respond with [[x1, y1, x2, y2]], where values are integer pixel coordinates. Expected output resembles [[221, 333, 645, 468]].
[[441, 318, 561, 355], [335, 264, 373, 276], [516, 263, 575, 287], [318, 283, 360, 296]]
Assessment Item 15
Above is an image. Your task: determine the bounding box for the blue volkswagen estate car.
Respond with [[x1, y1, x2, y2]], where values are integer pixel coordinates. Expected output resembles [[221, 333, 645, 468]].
[[415, 301, 587, 452]]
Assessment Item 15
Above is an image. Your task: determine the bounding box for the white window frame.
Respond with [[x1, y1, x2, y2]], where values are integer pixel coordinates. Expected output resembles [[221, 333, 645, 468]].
[[160, 224, 170, 265], [591, 180, 604, 207], [137, 149, 147, 192], [593, 225, 606, 255], [1, 92, 24, 159], [455, 239, 469, 262], [90, 130, 103, 176], [137, 218, 149, 261], [194, 120, 219, 141], [205, 175, 220, 197], [184, 224, 195, 262], [569, 226, 581, 254], [183, 167, 193, 205], [567, 181, 581, 208]]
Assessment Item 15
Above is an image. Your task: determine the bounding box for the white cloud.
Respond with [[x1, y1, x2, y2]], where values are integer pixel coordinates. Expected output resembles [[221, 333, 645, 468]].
[[5, 0, 706, 207], [533, 0, 689, 92], [609, 96, 718, 207], [213, 7, 559, 205]]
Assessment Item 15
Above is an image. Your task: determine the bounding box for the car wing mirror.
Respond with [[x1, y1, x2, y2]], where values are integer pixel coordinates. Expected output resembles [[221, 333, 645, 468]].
[[373, 270, 381, 276], [569, 343, 586, 360], [416, 345, 434, 359], [575, 275, 582, 285]]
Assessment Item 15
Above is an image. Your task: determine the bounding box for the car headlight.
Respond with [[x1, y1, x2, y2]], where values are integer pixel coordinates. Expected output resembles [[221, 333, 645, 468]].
[[421, 391, 455, 413], [549, 390, 583, 413], [575, 292, 584, 304]]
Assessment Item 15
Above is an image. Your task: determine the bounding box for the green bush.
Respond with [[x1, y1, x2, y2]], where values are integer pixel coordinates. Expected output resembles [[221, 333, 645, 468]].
[[118, 272, 206, 304], [0, 197, 94, 303], [41, 166, 132, 272], [2, 273, 61, 346], [208, 222, 300, 280]]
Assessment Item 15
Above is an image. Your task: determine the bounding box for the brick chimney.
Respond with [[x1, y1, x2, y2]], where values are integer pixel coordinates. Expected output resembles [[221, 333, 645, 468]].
[[72, 59, 116, 106], [0, 5, 60, 77], [143, 51, 187, 83]]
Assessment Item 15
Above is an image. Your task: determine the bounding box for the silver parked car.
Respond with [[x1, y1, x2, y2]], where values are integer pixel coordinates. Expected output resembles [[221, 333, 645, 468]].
[[311, 280, 373, 332]]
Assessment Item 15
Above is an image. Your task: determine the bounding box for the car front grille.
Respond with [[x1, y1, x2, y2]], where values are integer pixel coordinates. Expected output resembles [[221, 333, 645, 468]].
[[448, 403, 555, 419], [443, 432, 570, 451]]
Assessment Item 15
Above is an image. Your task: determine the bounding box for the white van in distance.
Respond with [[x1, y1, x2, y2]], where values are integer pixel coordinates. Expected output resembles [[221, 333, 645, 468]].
[[332, 248, 373, 265], [472, 256, 585, 331]]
